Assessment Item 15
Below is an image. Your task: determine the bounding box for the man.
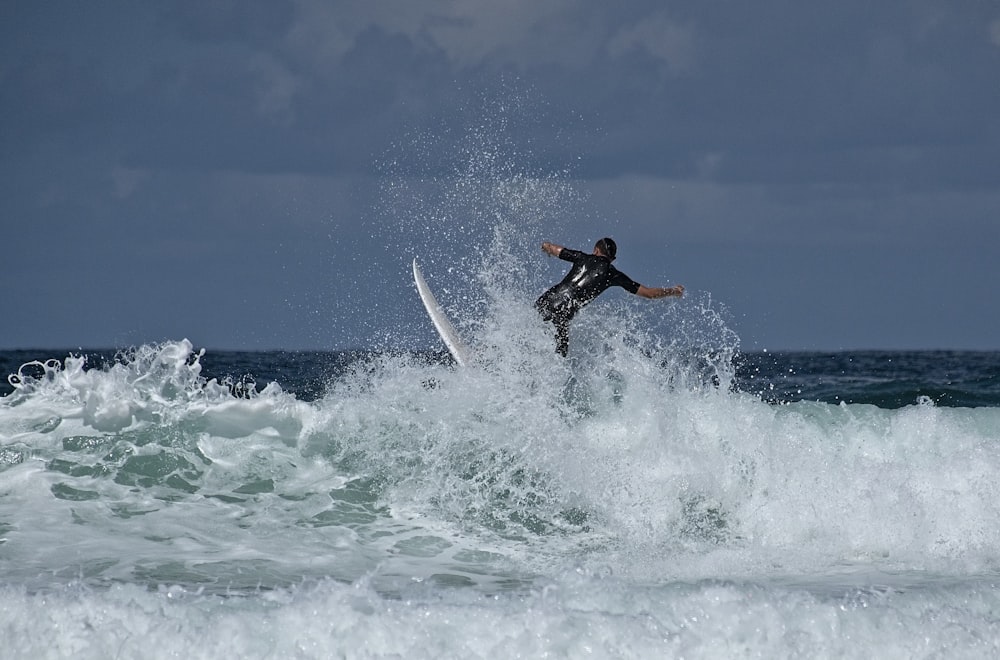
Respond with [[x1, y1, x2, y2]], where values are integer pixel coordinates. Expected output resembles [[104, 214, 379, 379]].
[[535, 237, 684, 356]]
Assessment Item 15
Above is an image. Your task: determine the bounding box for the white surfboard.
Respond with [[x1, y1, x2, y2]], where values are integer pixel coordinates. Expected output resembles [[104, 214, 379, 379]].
[[412, 259, 473, 367]]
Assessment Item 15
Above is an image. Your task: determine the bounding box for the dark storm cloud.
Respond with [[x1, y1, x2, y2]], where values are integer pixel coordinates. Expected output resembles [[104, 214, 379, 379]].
[[8, 1, 994, 184], [566, 2, 1000, 189]]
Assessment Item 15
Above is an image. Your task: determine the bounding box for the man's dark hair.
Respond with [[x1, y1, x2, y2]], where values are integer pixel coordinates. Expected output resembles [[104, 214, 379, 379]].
[[597, 237, 617, 260]]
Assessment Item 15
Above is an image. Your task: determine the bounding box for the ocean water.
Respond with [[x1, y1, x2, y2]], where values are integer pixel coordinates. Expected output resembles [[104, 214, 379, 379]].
[[2, 335, 1000, 658]]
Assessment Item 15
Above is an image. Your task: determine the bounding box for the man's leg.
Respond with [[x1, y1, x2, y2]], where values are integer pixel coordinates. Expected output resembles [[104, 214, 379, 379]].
[[536, 293, 571, 356], [554, 317, 569, 357]]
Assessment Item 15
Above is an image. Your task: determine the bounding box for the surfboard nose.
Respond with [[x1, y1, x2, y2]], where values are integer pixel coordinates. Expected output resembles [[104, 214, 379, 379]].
[[413, 259, 473, 367]]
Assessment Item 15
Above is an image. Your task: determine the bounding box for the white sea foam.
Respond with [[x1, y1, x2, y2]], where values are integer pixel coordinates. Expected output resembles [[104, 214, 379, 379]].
[[4, 320, 1000, 657], [4, 571, 1000, 659]]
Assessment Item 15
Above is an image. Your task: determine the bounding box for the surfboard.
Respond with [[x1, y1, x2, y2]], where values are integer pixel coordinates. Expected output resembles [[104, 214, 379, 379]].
[[412, 259, 473, 367]]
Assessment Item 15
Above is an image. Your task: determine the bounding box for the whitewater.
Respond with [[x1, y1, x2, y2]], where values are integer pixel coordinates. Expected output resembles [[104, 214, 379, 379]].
[[4, 327, 1000, 658]]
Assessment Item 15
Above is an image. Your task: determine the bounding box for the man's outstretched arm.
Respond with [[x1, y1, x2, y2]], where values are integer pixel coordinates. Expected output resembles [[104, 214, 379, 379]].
[[635, 284, 684, 299]]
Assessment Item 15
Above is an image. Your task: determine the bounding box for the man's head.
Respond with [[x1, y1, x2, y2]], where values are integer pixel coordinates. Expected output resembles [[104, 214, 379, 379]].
[[595, 237, 617, 260]]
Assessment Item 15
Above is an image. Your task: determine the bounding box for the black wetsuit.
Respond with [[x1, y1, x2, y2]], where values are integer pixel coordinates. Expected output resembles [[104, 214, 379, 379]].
[[535, 248, 640, 356]]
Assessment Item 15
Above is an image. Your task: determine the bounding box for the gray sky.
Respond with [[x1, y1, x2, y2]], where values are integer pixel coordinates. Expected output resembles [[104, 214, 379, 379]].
[[3, 1, 998, 352]]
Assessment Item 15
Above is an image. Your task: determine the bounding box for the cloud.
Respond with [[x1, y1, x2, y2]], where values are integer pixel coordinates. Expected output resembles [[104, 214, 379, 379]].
[[4, 0, 996, 194], [608, 13, 695, 75], [286, 0, 589, 71], [110, 167, 150, 200], [421, 0, 582, 68], [247, 53, 302, 125]]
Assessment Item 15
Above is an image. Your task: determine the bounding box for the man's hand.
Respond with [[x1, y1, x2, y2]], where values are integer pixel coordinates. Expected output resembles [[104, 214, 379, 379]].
[[541, 241, 564, 257]]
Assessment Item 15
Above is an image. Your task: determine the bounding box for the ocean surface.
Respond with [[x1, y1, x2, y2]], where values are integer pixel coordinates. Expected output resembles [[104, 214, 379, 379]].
[[2, 338, 999, 659]]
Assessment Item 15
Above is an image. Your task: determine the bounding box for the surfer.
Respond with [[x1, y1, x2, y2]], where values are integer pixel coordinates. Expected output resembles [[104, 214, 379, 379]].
[[535, 238, 684, 356]]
